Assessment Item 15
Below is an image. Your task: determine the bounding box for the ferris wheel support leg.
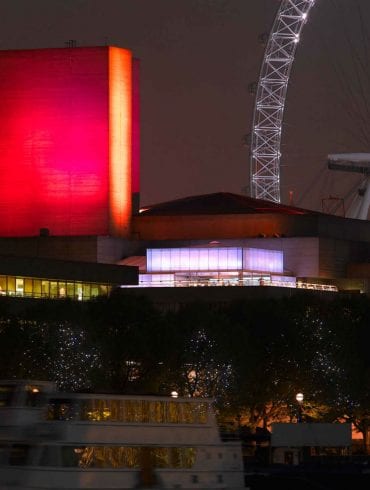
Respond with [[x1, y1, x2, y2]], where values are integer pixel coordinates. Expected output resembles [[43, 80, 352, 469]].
[[357, 176, 370, 220]]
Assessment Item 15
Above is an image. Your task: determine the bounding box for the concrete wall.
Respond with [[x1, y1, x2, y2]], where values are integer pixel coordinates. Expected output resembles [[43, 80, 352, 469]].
[[132, 213, 370, 242], [0, 236, 99, 263]]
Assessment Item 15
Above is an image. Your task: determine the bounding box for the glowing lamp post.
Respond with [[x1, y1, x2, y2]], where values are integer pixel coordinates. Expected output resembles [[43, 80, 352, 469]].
[[296, 392, 304, 423]]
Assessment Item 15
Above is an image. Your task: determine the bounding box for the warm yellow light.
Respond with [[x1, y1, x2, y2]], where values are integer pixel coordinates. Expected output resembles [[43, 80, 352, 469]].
[[171, 391, 178, 398], [109, 47, 132, 236], [103, 408, 111, 419], [296, 392, 304, 403]]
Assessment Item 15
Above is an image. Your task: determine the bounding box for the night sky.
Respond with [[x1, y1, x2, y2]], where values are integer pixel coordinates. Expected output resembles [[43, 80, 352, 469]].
[[1, 0, 370, 213]]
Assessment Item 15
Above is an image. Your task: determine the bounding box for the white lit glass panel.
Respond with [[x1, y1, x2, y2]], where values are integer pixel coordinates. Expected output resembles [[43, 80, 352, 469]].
[[229, 247, 242, 270], [197, 249, 208, 270], [147, 247, 245, 272], [179, 248, 190, 271], [146, 249, 155, 273], [146, 249, 152, 271], [161, 249, 171, 271], [168, 249, 177, 270], [243, 248, 283, 273], [207, 248, 217, 270]]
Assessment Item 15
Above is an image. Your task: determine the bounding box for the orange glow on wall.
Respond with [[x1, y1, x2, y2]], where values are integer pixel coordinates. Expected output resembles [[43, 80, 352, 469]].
[[109, 47, 132, 236]]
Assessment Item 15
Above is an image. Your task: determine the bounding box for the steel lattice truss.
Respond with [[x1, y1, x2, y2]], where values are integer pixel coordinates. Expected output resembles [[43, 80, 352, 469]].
[[250, 0, 316, 202]]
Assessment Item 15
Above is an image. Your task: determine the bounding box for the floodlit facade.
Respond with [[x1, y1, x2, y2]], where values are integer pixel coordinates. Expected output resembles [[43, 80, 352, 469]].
[[0, 46, 138, 237]]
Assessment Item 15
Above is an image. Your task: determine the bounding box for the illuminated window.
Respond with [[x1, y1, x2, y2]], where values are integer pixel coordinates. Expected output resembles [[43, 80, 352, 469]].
[[168, 402, 180, 423], [7, 277, 15, 295], [75, 283, 83, 301], [41, 281, 49, 297], [58, 282, 66, 298], [98, 284, 108, 296], [15, 278, 24, 296], [24, 278, 32, 297], [66, 282, 75, 298], [33, 279, 41, 297], [56, 446, 195, 469], [82, 284, 91, 299], [52, 398, 209, 424], [0, 276, 6, 295], [50, 282, 58, 298]]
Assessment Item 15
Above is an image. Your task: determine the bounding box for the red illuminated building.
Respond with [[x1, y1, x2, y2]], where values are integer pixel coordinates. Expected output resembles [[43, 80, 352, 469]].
[[0, 45, 370, 303], [0, 46, 139, 237]]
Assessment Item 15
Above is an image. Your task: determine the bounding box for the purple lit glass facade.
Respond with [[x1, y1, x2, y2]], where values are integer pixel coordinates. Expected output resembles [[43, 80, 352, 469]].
[[243, 248, 283, 273], [146, 247, 283, 274]]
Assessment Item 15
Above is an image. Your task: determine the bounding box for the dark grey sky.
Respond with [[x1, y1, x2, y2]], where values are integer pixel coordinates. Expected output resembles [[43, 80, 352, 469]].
[[1, 0, 370, 213]]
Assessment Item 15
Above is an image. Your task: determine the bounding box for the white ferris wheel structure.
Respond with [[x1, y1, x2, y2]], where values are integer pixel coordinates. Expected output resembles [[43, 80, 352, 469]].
[[250, 0, 316, 203]]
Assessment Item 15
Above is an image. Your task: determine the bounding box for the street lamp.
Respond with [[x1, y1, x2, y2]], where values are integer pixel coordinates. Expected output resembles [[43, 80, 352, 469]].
[[296, 392, 304, 423]]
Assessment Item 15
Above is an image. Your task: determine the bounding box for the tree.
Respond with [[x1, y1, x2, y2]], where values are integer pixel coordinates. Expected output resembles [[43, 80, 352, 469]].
[[85, 290, 171, 393], [164, 301, 234, 404], [324, 295, 370, 450], [0, 299, 98, 391]]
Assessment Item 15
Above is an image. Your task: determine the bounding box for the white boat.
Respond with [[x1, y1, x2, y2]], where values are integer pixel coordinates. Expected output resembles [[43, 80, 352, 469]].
[[0, 380, 245, 489]]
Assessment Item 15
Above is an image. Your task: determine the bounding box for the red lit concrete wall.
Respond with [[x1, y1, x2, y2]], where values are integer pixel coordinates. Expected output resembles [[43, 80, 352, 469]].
[[0, 46, 132, 237]]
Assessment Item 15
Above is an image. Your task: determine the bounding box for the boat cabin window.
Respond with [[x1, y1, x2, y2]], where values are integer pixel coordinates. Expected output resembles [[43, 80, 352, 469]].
[[9, 445, 30, 466], [0, 384, 46, 407], [46, 398, 209, 424], [47, 398, 78, 421], [25, 385, 44, 407], [15, 446, 196, 469], [0, 385, 16, 407]]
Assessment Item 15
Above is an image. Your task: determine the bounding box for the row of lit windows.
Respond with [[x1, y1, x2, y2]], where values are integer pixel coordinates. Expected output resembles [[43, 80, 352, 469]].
[[138, 272, 275, 288], [3, 445, 196, 469], [47, 398, 209, 424], [0, 275, 112, 301], [77, 446, 196, 469]]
